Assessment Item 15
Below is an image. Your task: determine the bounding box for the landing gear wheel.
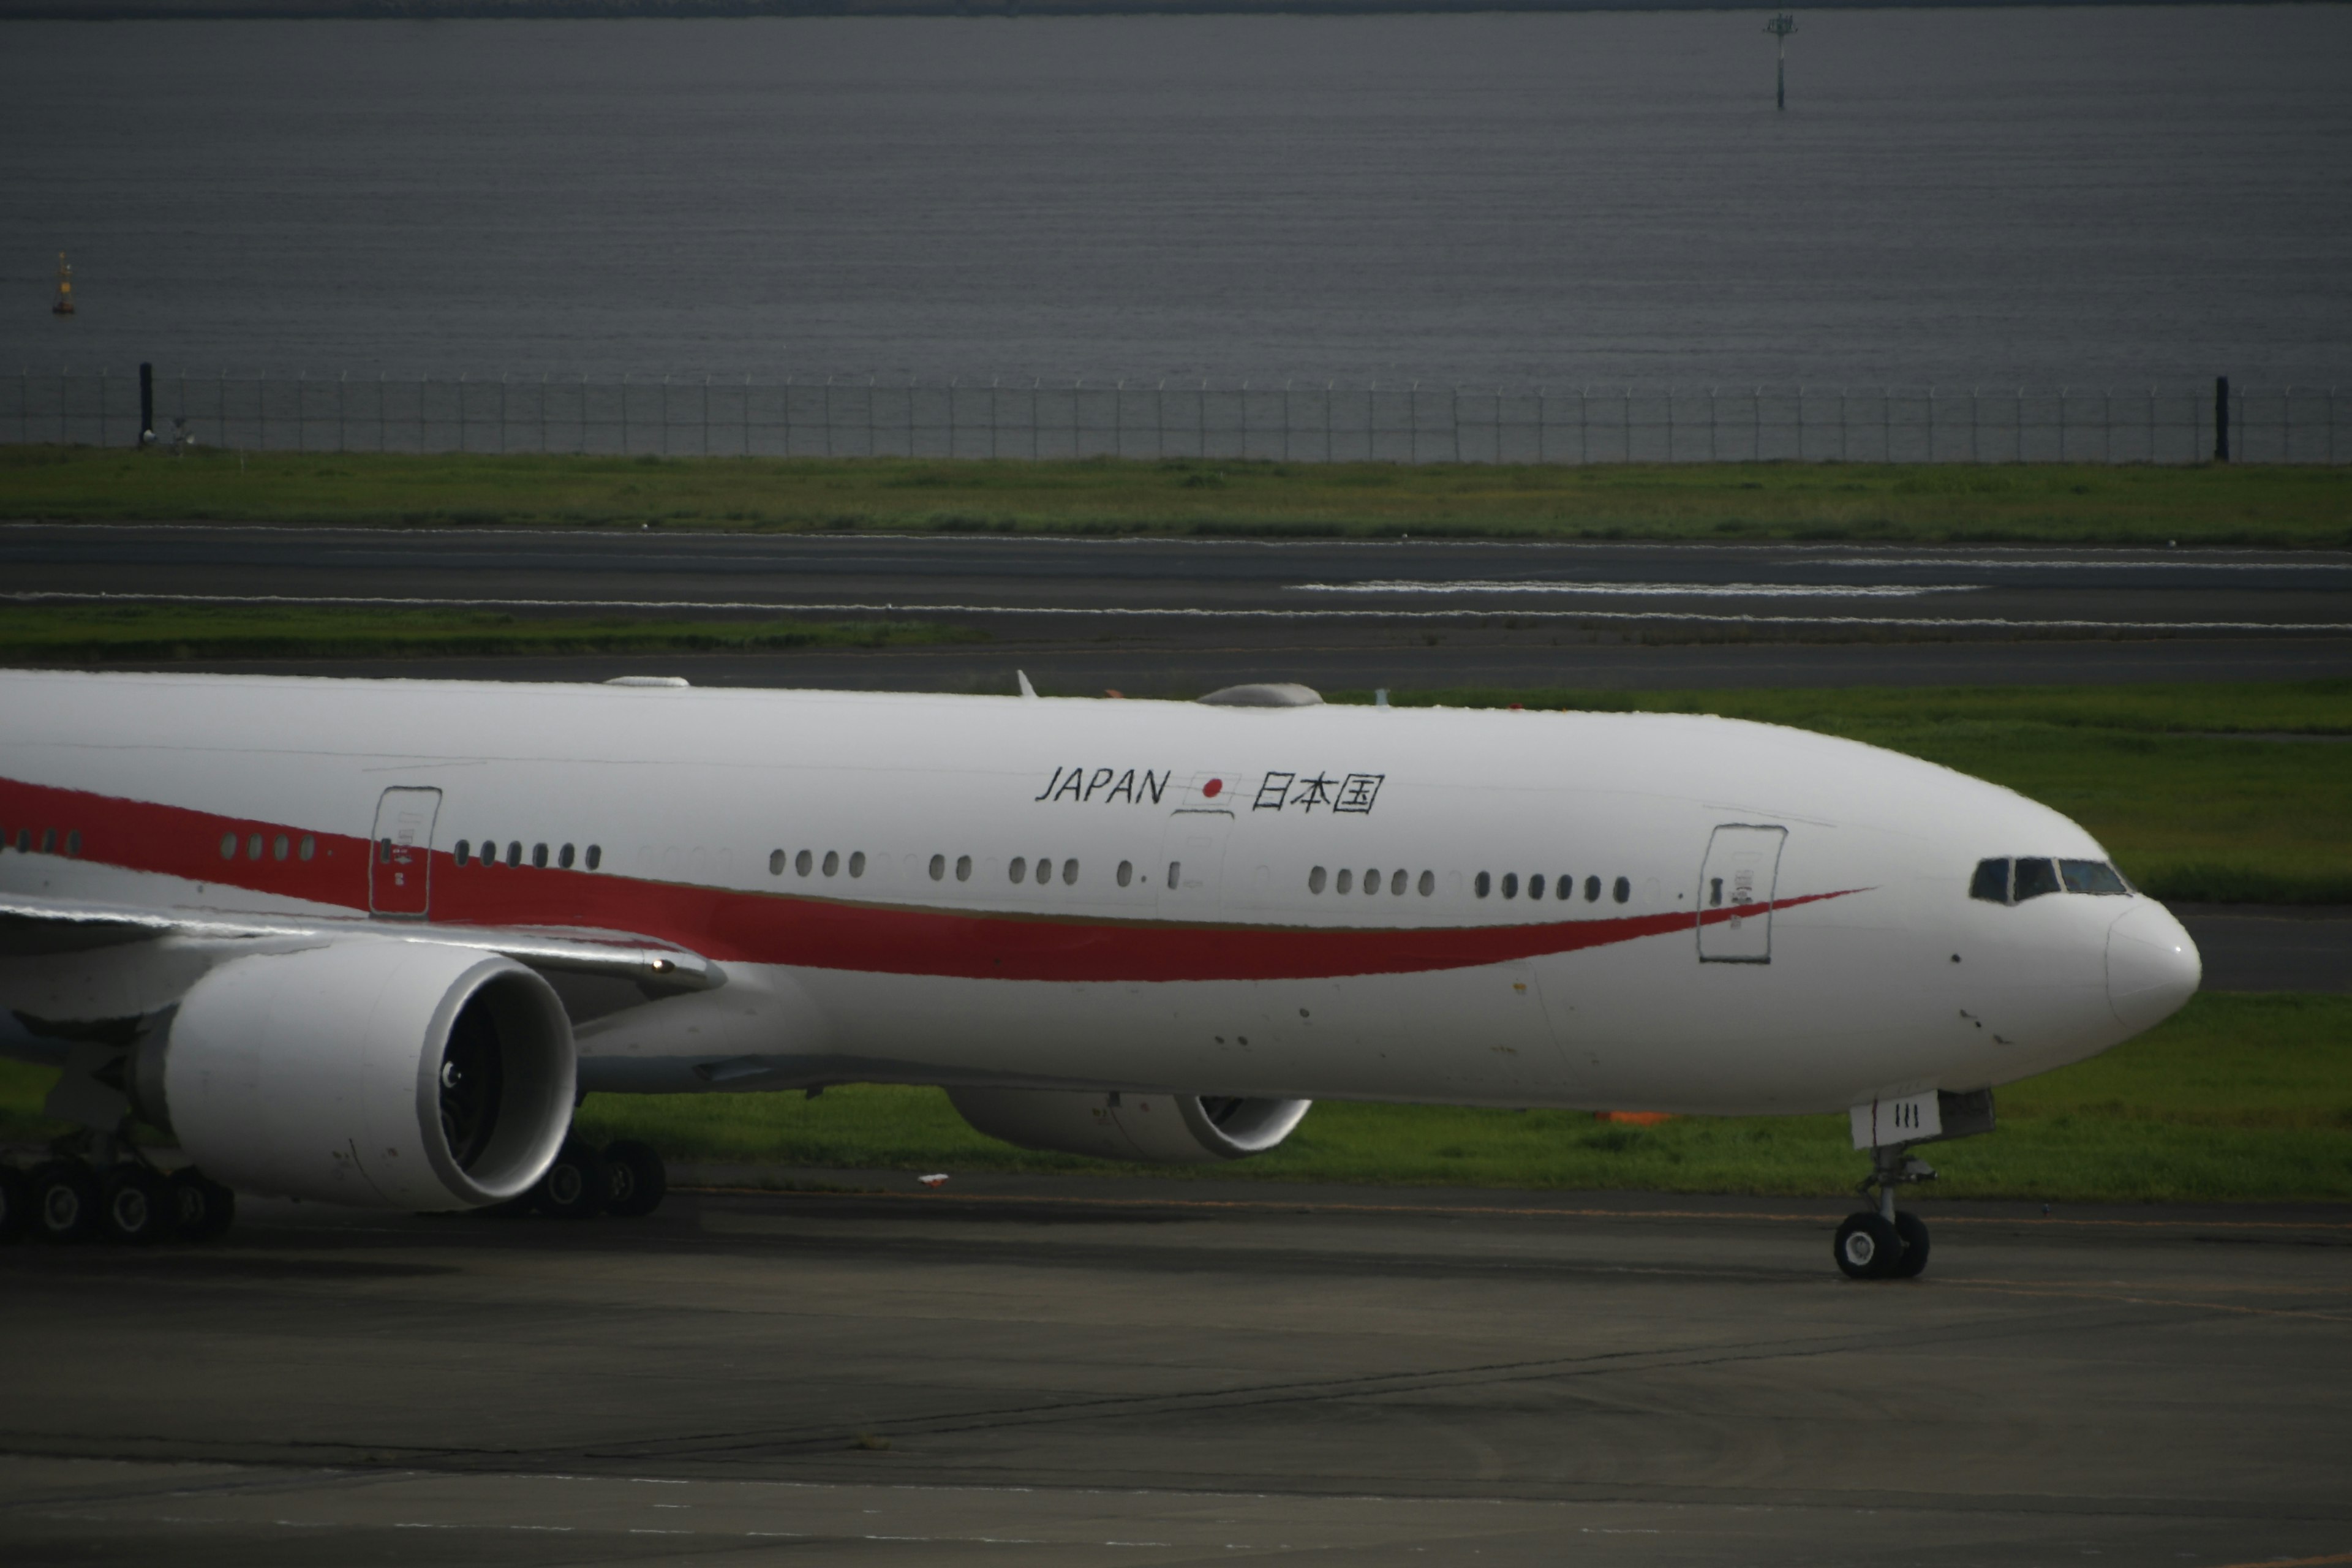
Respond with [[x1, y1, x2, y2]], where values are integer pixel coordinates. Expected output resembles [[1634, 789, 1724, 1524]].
[[1834, 1212, 1902, 1280], [535, 1142, 609, 1219], [171, 1169, 236, 1242], [31, 1159, 100, 1245], [100, 1166, 176, 1245], [1890, 1212, 1931, 1279], [600, 1140, 667, 1218], [0, 1166, 31, 1244]]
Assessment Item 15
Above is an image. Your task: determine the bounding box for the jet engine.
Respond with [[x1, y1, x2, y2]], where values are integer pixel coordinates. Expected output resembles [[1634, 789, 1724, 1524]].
[[131, 940, 575, 1210], [946, 1087, 1310, 1164]]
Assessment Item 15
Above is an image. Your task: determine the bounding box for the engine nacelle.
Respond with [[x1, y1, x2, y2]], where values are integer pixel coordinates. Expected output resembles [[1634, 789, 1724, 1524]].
[[946, 1088, 1310, 1164], [134, 940, 575, 1210]]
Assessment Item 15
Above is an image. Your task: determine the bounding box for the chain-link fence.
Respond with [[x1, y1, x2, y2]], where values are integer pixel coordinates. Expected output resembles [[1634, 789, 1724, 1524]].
[[6, 369, 2343, 464]]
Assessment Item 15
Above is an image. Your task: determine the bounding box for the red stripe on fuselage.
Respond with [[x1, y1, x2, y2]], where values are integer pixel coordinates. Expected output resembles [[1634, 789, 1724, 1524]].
[[0, 776, 1864, 982]]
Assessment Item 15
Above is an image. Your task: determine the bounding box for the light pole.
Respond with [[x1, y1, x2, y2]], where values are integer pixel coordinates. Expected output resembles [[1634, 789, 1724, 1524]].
[[1765, 14, 1797, 111]]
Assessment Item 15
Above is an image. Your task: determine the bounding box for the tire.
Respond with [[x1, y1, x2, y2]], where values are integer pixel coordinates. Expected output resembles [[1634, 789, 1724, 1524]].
[[1833, 1212, 1902, 1280], [31, 1159, 101, 1245], [1890, 1212, 1931, 1279], [172, 1169, 236, 1243], [600, 1140, 668, 1219], [0, 1166, 31, 1244], [100, 1166, 176, 1246], [535, 1142, 609, 1219]]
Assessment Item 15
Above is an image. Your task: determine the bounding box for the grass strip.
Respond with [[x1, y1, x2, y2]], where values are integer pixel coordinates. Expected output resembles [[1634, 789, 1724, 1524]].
[[4, 996, 2342, 1204], [1328, 683, 2352, 905], [0, 604, 978, 661], [6, 447, 2349, 547]]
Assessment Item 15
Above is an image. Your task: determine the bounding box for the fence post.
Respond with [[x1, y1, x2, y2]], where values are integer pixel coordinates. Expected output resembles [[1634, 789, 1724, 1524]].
[[258, 372, 268, 452], [99, 369, 107, 448], [2215, 375, 2230, 462], [1118, 380, 1127, 460], [2014, 388, 2024, 464], [1325, 381, 1334, 463], [1032, 379, 1042, 461], [1366, 381, 1376, 462], [1837, 386, 1847, 462], [1407, 382, 1417, 463], [59, 365, 68, 445], [18, 368, 25, 443], [867, 374, 878, 458], [1071, 379, 1080, 459], [706, 374, 715, 456], [1623, 386, 1632, 462], [783, 375, 793, 457], [1452, 386, 1461, 464], [1752, 386, 1762, 461], [2283, 385, 2293, 464], [1279, 380, 1288, 463], [2057, 385, 2067, 462], [1665, 388, 1675, 462]]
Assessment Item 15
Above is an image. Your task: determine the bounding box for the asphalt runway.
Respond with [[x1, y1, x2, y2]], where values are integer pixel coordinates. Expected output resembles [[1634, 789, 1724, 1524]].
[[9, 524, 2352, 693], [4, 1175, 2349, 1567]]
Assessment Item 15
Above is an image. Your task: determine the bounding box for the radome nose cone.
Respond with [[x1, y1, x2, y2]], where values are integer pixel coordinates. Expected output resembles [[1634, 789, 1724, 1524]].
[[2107, 902, 2201, 1034]]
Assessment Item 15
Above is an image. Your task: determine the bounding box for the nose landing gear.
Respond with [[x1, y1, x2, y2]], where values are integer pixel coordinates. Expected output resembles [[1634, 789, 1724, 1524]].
[[1834, 1088, 1997, 1281], [1835, 1148, 1938, 1280]]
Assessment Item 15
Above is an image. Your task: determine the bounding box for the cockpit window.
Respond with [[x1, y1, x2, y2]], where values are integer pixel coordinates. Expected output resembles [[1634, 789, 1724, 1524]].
[[2011, 858, 2062, 901], [2060, 858, 2130, 895], [1975, 855, 2132, 904]]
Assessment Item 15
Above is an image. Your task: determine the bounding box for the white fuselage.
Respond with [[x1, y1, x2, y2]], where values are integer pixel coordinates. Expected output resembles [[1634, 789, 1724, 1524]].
[[0, 671, 2197, 1117]]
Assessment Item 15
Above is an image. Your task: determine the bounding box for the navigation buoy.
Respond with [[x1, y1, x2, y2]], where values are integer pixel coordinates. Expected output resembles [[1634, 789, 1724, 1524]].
[[51, 252, 74, 316]]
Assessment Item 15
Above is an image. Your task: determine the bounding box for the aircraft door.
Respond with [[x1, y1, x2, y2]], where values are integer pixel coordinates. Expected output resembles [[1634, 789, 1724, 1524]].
[[1157, 771, 1238, 917], [370, 786, 443, 919], [1697, 823, 1786, 963]]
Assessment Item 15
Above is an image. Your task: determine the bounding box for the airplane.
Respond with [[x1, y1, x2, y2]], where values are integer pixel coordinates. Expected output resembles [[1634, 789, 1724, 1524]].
[[0, 669, 2200, 1278]]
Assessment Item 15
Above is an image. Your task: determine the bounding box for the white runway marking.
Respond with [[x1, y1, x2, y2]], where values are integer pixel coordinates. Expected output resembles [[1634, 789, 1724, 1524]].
[[1289, 579, 1982, 598]]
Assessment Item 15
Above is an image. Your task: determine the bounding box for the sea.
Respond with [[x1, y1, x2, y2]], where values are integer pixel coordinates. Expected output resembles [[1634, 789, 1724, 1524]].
[[2, 6, 2347, 388]]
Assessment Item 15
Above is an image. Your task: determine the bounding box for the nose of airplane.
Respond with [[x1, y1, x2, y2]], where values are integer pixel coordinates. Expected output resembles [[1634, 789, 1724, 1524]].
[[2106, 900, 2201, 1035]]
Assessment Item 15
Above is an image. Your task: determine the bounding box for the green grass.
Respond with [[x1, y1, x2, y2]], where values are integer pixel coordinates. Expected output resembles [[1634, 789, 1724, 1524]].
[[0, 604, 976, 661], [4, 997, 2343, 1205], [1334, 683, 2352, 905], [6, 446, 2348, 546]]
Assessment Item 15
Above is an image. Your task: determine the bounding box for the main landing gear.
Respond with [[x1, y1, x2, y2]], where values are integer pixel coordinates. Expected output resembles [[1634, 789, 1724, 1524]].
[[487, 1139, 668, 1221], [2, 1141, 236, 1248]]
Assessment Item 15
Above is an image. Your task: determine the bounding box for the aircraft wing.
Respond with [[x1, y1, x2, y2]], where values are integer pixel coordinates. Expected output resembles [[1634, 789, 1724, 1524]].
[[0, 890, 722, 995]]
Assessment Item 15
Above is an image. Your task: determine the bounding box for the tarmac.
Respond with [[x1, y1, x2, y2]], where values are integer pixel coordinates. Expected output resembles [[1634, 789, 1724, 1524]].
[[4, 1174, 2349, 1566], [6, 525, 2352, 696]]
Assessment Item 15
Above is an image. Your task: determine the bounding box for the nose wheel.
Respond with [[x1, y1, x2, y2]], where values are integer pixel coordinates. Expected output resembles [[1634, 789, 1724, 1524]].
[[1835, 1146, 1938, 1280]]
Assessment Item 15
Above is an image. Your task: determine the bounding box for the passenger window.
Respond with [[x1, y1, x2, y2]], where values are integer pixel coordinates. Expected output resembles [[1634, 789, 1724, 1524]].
[[956, 854, 972, 882], [559, 844, 576, 870], [1035, 858, 1054, 884], [2060, 858, 2128, 895], [1363, 869, 1378, 895], [796, 849, 813, 876], [66, 830, 82, 857], [850, 851, 867, 878], [929, 854, 946, 881], [1118, 861, 1133, 888], [1502, 873, 1520, 899], [1309, 866, 1327, 894], [1390, 870, 1407, 896], [1612, 876, 1630, 904], [1709, 876, 1724, 907], [273, 834, 288, 862], [456, 840, 472, 865], [770, 849, 786, 876], [1528, 873, 1544, 901], [299, 835, 314, 862], [507, 842, 523, 867], [249, 834, 264, 861], [586, 845, 602, 870], [2013, 858, 2061, 901], [1167, 860, 1181, 888], [1585, 875, 1602, 903], [1009, 856, 1028, 883], [1969, 859, 2010, 903], [532, 843, 549, 869], [1418, 870, 1434, 897], [220, 832, 236, 860], [1336, 869, 1354, 894], [1062, 859, 1079, 886], [823, 850, 840, 877], [1475, 871, 1491, 899], [1555, 875, 1570, 900]]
